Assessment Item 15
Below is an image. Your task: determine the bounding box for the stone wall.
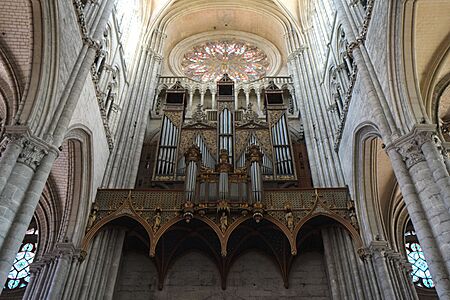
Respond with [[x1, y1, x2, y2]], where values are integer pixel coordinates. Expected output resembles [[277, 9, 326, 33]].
[[114, 250, 330, 300]]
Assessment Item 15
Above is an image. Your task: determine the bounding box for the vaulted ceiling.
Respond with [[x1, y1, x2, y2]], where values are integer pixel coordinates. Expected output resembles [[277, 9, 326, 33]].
[[141, 0, 302, 77]]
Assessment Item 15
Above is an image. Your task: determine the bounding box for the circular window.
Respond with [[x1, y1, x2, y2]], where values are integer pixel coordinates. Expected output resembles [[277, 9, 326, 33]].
[[181, 40, 270, 83]]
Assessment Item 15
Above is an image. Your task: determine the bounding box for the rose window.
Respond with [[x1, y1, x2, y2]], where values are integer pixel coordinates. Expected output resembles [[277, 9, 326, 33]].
[[181, 40, 270, 82]]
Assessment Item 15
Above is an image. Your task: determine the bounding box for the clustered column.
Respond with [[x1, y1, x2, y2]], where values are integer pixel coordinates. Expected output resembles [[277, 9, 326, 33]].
[[322, 226, 416, 299], [0, 0, 116, 294], [386, 126, 450, 298]]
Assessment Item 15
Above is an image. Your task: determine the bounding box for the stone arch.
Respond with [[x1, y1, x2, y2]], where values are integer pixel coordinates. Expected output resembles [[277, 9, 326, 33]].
[[224, 215, 296, 256], [59, 126, 94, 246], [162, 250, 222, 290], [34, 176, 61, 255], [82, 213, 154, 255], [387, 0, 450, 128], [386, 182, 409, 253], [0, 48, 21, 127], [353, 123, 389, 245], [293, 213, 363, 252], [19, 0, 60, 134], [151, 218, 223, 289], [431, 73, 450, 142], [152, 216, 222, 257], [227, 250, 285, 290], [224, 217, 292, 287]]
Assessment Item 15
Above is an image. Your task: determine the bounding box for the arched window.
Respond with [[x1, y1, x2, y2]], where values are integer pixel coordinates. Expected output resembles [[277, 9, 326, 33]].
[[404, 220, 434, 289], [4, 220, 38, 290]]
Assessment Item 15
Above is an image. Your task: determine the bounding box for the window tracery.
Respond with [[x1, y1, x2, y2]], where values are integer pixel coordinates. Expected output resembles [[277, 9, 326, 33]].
[[4, 221, 38, 290], [181, 40, 270, 83], [404, 221, 434, 289]]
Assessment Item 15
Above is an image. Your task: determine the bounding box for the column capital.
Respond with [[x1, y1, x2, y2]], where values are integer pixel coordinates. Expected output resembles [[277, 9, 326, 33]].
[[386, 124, 441, 169], [54, 242, 77, 257], [3, 126, 59, 170]]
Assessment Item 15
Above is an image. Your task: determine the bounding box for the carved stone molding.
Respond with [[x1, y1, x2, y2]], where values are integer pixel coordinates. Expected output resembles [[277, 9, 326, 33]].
[[2, 126, 58, 170], [397, 139, 426, 169], [82, 36, 101, 50], [334, 62, 358, 151], [18, 140, 49, 170], [386, 124, 438, 169]]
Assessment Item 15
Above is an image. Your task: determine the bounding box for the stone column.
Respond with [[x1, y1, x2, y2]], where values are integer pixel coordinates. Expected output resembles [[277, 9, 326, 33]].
[[188, 89, 194, 114], [386, 126, 450, 298], [321, 226, 415, 299], [244, 88, 250, 108], [0, 130, 27, 194], [256, 90, 262, 115], [211, 88, 217, 110], [0, 0, 115, 293], [234, 89, 239, 111], [334, 0, 397, 140], [200, 89, 205, 107]]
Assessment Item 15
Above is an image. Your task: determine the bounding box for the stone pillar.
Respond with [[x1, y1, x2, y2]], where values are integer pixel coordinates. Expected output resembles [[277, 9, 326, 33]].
[[24, 243, 78, 300], [188, 89, 194, 114], [321, 226, 415, 299], [244, 88, 250, 108], [0, 0, 115, 293], [334, 0, 397, 140], [0, 131, 27, 194], [200, 89, 205, 107], [211, 88, 217, 110], [52, 228, 126, 299], [234, 90, 239, 111], [256, 90, 262, 115], [386, 126, 450, 298]]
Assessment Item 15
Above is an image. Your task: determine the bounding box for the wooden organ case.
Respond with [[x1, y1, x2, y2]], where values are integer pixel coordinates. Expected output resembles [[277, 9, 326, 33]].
[[152, 76, 298, 202], [83, 77, 360, 288]]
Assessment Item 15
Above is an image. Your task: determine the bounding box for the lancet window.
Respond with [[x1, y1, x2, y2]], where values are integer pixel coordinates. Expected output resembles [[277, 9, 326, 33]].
[[4, 220, 38, 290], [404, 220, 434, 289]]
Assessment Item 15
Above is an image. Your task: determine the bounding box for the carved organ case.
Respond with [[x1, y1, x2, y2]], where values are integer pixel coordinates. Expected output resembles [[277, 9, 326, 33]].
[[153, 82, 186, 181], [153, 77, 296, 202]]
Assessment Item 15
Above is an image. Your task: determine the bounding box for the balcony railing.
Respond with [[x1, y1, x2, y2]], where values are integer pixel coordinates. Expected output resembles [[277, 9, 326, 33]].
[[83, 187, 359, 254], [158, 76, 293, 92]]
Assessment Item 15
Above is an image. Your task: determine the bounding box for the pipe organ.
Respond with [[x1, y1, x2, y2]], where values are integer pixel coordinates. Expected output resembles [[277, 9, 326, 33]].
[[153, 76, 297, 202]]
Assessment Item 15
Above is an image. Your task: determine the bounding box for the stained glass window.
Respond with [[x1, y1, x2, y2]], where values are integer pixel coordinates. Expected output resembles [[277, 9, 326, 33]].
[[4, 221, 38, 290], [181, 40, 270, 83], [404, 221, 434, 289]]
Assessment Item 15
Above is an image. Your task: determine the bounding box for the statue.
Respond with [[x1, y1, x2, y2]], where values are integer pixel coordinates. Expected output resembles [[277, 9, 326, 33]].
[[220, 212, 228, 232], [219, 149, 229, 164], [216, 149, 233, 173], [285, 211, 294, 231], [284, 203, 294, 231], [86, 204, 99, 231], [153, 209, 161, 232]]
